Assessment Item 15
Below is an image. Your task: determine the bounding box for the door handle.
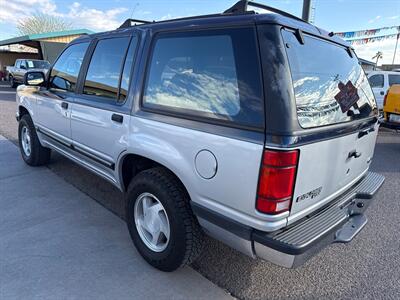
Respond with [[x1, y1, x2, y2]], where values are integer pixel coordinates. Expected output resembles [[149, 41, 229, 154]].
[[358, 127, 375, 138], [111, 114, 123, 123], [61, 102, 68, 109], [348, 150, 362, 159], [380, 91, 384, 95]]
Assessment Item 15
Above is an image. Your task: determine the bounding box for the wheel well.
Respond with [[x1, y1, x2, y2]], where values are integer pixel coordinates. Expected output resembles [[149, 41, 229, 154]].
[[121, 154, 160, 191], [120, 154, 188, 194], [19, 106, 30, 118]]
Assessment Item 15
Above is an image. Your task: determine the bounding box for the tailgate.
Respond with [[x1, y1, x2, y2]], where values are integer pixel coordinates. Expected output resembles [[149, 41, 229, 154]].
[[279, 28, 379, 221], [290, 123, 378, 219]]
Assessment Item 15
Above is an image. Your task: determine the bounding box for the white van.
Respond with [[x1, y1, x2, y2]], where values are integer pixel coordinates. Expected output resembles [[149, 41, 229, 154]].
[[367, 71, 400, 109]]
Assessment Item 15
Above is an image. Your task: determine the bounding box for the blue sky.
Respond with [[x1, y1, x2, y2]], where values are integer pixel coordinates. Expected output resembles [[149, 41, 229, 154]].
[[0, 0, 399, 64]]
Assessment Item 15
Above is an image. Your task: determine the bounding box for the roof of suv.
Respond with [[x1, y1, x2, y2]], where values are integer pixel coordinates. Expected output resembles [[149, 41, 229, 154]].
[[73, 1, 349, 48]]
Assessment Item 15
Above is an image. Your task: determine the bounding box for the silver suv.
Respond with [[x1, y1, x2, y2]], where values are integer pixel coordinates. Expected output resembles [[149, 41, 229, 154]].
[[16, 1, 384, 272]]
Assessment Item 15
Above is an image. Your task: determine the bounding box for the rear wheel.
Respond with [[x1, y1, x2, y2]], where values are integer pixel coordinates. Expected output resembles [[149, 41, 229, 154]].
[[126, 167, 203, 272], [18, 114, 51, 166]]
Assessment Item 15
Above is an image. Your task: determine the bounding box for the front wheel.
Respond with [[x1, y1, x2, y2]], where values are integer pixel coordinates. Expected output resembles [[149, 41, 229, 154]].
[[18, 114, 51, 166], [126, 167, 204, 272], [9, 76, 17, 88]]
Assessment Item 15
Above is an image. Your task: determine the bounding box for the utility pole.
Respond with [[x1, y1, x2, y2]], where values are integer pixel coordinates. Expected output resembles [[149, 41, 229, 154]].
[[392, 33, 399, 65], [309, 0, 316, 24], [302, 0, 312, 22]]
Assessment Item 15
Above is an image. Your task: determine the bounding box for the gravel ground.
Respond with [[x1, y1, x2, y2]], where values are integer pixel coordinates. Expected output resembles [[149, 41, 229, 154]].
[[1, 81, 399, 299]]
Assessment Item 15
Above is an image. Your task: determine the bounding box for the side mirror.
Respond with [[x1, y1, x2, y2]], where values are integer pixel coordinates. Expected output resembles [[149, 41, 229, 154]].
[[24, 71, 46, 86]]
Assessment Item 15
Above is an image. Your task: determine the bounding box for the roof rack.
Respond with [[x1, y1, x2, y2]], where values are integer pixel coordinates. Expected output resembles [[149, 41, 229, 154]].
[[224, 0, 307, 24], [119, 19, 152, 29]]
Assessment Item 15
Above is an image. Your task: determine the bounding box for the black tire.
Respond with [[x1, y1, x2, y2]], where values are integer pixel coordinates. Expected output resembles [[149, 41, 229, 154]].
[[126, 167, 203, 272], [9, 76, 17, 88], [18, 114, 51, 166]]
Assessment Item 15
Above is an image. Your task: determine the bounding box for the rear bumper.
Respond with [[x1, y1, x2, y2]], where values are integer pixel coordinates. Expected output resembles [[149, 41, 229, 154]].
[[193, 172, 385, 268]]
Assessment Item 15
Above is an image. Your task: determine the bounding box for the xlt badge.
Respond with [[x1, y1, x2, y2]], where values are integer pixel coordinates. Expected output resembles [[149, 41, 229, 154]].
[[296, 187, 322, 203]]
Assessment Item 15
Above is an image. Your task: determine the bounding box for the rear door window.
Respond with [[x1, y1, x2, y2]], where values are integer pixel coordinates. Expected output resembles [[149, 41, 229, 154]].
[[389, 74, 400, 86], [282, 29, 376, 129], [142, 28, 264, 129], [369, 74, 384, 88], [83, 37, 131, 101]]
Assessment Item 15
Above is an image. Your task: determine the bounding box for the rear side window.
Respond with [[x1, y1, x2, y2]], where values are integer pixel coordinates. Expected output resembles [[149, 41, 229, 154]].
[[50, 42, 89, 92], [83, 37, 130, 100], [119, 37, 138, 102], [282, 29, 376, 129], [28, 60, 50, 69], [142, 28, 264, 128], [369, 74, 384, 88], [389, 74, 400, 86]]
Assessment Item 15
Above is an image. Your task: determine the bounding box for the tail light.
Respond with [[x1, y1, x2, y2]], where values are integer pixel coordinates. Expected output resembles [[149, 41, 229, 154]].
[[256, 149, 299, 215]]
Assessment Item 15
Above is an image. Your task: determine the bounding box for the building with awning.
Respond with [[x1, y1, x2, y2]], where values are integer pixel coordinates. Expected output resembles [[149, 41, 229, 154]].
[[358, 58, 379, 72], [0, 29, 93, 75]]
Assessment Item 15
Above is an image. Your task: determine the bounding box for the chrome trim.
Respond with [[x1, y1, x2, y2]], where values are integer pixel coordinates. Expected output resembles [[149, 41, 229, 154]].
[[40, 137, 119, 188], [37, 125, 115, 170], [36, 125, 72, 147], [72, 141, 114, 168]]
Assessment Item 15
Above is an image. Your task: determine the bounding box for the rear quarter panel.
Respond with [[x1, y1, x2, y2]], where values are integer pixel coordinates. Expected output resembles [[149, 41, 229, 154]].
[[122, 116, 282, 231]]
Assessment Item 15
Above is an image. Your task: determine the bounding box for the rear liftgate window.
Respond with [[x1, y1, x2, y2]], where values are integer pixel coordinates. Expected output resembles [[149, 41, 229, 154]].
[[282, 29, 377, 129], [143, 28, 264, 129]]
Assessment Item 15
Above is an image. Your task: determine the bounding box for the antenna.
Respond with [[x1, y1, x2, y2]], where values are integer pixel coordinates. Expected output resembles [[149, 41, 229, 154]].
[[130, 3, 139, 19]]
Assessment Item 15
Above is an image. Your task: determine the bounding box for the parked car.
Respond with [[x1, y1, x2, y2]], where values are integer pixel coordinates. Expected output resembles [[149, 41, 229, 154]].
[[367, 70, 400, 109], [381, 84, 400, 129], [7, 59, 50, 88], [15, 0, 384, 272]]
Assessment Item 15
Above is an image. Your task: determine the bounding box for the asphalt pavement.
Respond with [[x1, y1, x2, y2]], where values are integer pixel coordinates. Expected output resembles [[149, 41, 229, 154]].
[[0, 135, 232, 300], [1, 81, 399, 299]]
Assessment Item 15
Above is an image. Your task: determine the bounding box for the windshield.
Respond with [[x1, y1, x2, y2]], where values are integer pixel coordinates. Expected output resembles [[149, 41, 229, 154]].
[[282, 29, 377, 129], [27, 60, 50, 69]]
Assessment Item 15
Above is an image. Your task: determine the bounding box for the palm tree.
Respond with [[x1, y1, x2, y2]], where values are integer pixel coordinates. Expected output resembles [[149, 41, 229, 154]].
[[372, 51, 383, 70]]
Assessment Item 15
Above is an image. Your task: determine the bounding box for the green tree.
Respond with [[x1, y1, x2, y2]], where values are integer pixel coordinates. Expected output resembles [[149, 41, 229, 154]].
[[17, 13, 72, 35]]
